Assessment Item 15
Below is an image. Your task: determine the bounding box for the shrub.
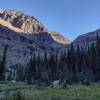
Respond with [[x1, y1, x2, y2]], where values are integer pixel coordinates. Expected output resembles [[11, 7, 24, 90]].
[[12, 91, 24, 100]]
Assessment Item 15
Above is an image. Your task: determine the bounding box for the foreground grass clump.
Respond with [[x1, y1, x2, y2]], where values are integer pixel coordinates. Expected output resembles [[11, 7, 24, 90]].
[[0, 82, 29, 92], [1, 84, 100, 100]]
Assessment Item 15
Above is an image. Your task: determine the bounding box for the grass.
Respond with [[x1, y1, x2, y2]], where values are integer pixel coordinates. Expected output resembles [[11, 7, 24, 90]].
[[0, 83, 29, 92], [1, 83, 100, 100], [22, 85, 100, 100]]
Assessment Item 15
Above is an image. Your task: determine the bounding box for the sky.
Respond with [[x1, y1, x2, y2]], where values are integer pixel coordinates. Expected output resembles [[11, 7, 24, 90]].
[[0, 0, 100, 41]]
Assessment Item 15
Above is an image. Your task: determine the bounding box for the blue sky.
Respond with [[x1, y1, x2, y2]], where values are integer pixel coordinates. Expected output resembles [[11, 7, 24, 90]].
[[0, 0, 100, 41]]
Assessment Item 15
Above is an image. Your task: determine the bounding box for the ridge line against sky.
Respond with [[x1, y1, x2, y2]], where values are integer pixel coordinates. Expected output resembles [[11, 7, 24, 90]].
[[0, 0, 100, 41]]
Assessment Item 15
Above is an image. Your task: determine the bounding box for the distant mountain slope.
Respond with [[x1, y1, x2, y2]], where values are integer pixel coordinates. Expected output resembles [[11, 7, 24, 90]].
[[0, 10, 70, 66], [72, 29, 100, 48]]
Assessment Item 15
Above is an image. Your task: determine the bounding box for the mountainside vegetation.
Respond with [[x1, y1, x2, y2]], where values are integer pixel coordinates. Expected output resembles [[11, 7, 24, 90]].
[[24, 33, 100, 85], [0, 34, 99, 86]]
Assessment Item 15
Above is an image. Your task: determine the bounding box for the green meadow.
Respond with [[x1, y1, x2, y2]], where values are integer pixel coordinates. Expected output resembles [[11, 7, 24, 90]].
[[0, 83, 100, 100]]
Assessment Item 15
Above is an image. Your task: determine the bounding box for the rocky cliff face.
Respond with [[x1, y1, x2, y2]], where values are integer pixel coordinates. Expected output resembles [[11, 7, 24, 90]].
[[0, 10, 45, 33], [0, 10, 70, 44], [0, 10, 70, 66]]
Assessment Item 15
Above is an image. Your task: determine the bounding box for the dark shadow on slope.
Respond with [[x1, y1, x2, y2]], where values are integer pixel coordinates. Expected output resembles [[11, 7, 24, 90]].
[[0, 24, 69, 52]]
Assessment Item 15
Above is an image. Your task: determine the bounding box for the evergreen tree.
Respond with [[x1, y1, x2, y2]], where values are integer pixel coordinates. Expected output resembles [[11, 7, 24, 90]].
[[26, 54, 36, 83], [49, 53, 57, 81], [0, 45, 8, 80], [95, 33, 100, 81]]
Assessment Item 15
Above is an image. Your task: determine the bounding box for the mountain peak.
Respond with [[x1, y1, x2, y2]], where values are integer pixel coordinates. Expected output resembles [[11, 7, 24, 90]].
[[0, 9, 45, 33], [0, 9, 70, 44], [0, 9, 70, 66]]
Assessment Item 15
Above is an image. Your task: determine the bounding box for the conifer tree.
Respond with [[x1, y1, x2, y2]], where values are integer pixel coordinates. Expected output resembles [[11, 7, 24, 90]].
[[0, 45, 8, 80], [26, 54, 36, 83]]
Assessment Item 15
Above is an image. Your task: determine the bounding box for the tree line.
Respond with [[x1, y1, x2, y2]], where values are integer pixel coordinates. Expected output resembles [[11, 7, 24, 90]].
[[25, 34, 100, 85], [0, 34, 100, 86]]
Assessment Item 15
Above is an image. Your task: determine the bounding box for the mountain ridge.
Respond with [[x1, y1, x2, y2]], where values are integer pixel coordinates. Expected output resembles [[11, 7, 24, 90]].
[[0, 9, 70, 66], [72, 29, 100, 48], [0, 9, 99, 66]]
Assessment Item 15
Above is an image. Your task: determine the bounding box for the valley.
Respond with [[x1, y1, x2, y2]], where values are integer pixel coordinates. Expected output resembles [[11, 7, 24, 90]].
[[0, 10, 100, 100]]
